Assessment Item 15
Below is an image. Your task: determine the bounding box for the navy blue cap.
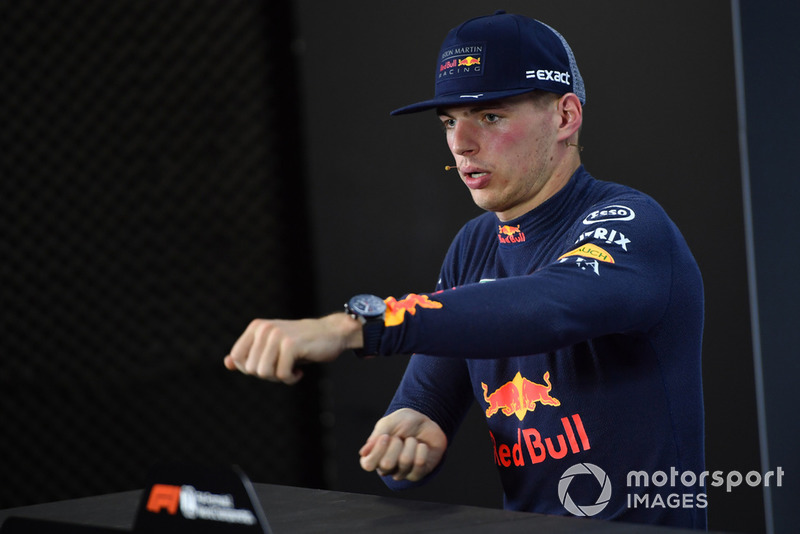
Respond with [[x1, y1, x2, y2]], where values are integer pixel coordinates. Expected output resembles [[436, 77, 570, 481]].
[[391, 11, 585, 115]]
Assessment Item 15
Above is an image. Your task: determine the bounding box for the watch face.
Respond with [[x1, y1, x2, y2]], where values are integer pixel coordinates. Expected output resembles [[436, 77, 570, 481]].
[[349, 294, 386, 318]]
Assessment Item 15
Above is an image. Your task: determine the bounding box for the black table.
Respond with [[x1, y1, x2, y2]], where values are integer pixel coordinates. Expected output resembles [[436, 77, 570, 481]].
[[0, 483, 715, 533]]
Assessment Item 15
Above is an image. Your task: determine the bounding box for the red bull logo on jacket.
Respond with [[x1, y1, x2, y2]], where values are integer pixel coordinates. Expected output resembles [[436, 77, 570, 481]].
[[384, 294, 443, 327], [498, 224, 526, 244], [489, 414, 591, 468], [482, 371, 560, 421]]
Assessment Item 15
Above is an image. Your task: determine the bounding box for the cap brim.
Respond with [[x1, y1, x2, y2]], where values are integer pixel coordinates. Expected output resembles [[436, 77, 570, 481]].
[[390, 88, 541, 115]]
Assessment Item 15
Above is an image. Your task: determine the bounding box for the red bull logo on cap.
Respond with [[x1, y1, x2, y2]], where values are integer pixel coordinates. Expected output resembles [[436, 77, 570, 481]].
[[482, 371, 560, 421], [458, 56, 481, 67], [498, 224, 526, 244], [384, 293, 443, 327], [438, 43, 484, 80]]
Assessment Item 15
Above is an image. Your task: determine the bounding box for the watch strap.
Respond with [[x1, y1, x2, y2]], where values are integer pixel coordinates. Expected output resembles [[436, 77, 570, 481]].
[[344, 298, 385, 358], [355, 318, 383, 358]]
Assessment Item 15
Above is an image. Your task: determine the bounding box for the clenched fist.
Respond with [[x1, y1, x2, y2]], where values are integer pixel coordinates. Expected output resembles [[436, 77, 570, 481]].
[[224, 313, 362, 385]]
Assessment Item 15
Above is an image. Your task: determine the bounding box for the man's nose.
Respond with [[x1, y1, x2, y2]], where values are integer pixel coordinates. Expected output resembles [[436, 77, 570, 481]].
[[450, 121, 479, 156]]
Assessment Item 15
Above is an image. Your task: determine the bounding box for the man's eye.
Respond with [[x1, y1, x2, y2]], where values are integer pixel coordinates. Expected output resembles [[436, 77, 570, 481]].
[[484, 113, 500, 123], [441, 118, 456, 129]]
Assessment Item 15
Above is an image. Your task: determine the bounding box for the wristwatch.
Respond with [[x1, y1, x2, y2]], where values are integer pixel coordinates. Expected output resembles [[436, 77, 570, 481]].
[[344, 294, 386, 358]]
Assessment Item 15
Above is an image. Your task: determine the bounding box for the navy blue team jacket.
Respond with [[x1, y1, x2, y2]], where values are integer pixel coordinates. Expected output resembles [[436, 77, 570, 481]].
[[375, 166, 706, 529]]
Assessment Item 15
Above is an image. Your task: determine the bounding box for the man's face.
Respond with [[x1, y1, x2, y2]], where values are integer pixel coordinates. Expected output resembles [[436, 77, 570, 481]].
[[438, 92, 563, 221]]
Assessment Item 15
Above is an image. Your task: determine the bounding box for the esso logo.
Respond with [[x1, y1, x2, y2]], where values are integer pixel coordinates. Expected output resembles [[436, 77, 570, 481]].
[[582, 205, 635, 225]]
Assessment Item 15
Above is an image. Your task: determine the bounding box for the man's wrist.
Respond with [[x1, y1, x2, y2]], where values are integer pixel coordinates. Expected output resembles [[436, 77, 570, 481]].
[[323, 312, 364, 352]]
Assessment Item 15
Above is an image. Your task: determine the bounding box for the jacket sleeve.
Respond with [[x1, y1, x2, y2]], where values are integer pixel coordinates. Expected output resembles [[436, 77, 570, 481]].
[[377, 196, 684, 359]]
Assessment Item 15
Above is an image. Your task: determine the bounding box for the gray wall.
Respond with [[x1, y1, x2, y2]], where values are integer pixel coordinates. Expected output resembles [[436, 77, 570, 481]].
[[735, 2, 800, 533], [294, 1, 785, 532]]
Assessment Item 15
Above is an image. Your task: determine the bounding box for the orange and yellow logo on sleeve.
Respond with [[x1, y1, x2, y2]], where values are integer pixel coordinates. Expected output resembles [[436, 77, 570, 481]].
[[384, 294, 443, 327], [557, 244, 615, 263]]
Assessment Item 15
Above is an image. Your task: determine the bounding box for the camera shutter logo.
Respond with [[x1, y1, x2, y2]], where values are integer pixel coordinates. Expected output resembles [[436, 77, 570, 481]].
[[558, 463, 612, 517]]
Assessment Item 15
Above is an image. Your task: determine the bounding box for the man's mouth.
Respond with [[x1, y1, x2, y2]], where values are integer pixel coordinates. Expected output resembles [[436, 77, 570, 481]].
[[462, 170, 491, 189]]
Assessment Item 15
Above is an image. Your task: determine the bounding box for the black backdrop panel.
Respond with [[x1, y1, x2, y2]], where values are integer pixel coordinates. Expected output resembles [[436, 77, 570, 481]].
[[0, 0, 322, 508]]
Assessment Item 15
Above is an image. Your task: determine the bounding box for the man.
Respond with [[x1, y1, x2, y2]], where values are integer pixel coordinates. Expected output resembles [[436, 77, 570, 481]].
[[225, 11, 706, 528]]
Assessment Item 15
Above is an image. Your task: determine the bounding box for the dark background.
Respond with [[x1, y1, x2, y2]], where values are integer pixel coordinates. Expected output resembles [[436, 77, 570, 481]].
[[0, 1, 796, 533]]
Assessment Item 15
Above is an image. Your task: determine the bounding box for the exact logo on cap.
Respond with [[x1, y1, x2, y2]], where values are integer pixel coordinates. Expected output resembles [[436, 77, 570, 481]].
[[526, 68, 571, 86], [438, 41, 485, 81]]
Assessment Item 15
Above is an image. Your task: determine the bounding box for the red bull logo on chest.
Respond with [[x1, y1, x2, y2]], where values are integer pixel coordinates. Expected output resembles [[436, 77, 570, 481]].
[[482, 371, 560, 421], [489, 414, 591, 468], [498, 224, 526, 244]]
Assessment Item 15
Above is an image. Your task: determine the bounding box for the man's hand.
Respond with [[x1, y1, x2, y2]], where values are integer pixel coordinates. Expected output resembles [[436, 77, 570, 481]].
[[359, 408, 447, 482], [224, 313, 362, 385]]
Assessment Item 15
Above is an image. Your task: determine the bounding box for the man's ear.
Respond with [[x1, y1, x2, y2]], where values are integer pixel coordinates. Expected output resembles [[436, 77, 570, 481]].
[[557, 93, 583, 142]]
